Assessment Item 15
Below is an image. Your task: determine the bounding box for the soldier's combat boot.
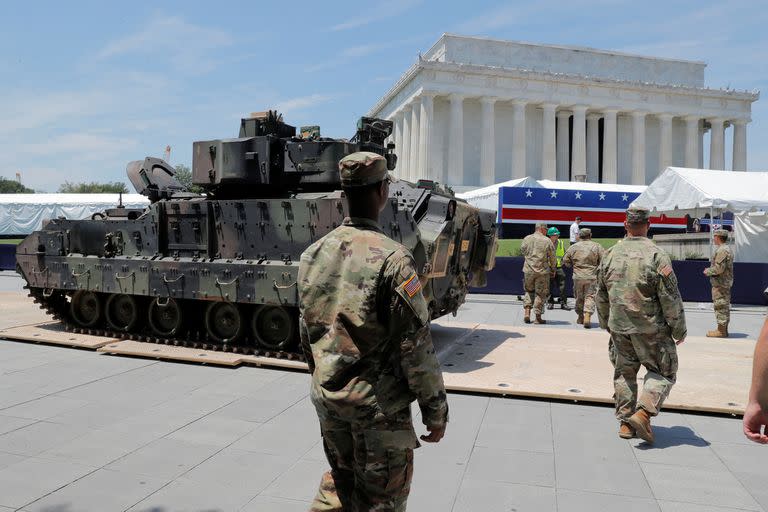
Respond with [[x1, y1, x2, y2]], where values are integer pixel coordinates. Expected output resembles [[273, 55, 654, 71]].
[[706, 324, 729, 338], [583, 312, 592, 329], [618, 422, 636, 439], [534, 313, 546, 324], [524, 307, 532, 324], [627, 409, 654, 444], [576, 312, 584, 324]]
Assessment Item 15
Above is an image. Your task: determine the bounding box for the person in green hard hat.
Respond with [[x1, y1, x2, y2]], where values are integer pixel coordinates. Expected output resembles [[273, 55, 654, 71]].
[[547, 227, 570, 310]]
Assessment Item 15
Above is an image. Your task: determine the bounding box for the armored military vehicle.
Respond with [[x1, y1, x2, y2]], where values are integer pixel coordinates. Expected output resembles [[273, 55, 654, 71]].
[[16, 112, 497, 359]]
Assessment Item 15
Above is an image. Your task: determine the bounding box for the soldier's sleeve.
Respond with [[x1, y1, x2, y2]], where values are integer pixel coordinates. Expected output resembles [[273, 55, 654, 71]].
[[562, 246, 574, 268], [520, 237, 529, 257], [298, 314, 315, 374], [384, 250, 449, 428], [595, 262, 610, 330], [705, 249, 728, 277], [656, 254, 687, 340], [547, 242, 556, 273]]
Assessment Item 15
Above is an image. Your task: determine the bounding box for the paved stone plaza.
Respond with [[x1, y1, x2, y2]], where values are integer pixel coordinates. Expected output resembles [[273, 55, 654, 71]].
[[0, 271, 766, 511]]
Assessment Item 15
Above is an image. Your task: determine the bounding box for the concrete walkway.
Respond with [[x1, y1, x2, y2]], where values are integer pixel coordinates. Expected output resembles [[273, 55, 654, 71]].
[[0, 274, 766, 511]]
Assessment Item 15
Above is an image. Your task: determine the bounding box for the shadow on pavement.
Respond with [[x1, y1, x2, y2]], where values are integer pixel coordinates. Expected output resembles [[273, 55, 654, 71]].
[[634, 425, 711, 449]]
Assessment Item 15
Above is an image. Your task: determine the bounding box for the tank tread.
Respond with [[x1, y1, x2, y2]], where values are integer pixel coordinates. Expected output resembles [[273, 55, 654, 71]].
[[26, 288, 305, 363]]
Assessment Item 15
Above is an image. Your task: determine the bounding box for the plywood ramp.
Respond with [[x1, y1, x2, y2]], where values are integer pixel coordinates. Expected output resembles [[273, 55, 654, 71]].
[[0, 322, 120, 349], [433, 320, 753, 415], [0, 320, 753, 415], [97, 339, 307, 371]]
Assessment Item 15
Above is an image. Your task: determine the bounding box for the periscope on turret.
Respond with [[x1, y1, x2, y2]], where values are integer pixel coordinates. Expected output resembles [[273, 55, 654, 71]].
[[15, 111, 498, 358]]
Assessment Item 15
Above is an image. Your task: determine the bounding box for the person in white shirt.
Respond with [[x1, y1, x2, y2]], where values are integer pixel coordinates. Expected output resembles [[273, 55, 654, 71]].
[[569, 216, 582, 244]]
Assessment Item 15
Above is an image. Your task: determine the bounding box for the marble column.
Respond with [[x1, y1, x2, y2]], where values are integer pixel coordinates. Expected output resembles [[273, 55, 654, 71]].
[[419, 93, 434, 179], [602, 109, 618, 184], [586, 113, 600, 183], [409, 99, 420, 180], [709, 117, 725, 170], [571, 105, 587, 180], [658, 113, 674, 172], [732, 119, 748, 171], [556, 110, 571, 181], [541, 103, 557, 180], [448, 93, 465, 186], [631, 111, 647, 185], [511, 100, 527, 179], [684, 115, 699, 168], [393, 112, 404, 178], [400, 105, 412, 180], [480, 97, 496, 185]]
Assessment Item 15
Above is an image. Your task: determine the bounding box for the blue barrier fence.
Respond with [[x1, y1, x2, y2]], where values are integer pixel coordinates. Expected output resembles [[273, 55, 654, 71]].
[[0, 244, 15, 271], [472, 256, 768, 306]]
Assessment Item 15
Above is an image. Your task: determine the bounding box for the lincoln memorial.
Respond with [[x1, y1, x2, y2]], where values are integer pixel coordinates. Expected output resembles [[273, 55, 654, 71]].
[[368, 34, 759, 188]]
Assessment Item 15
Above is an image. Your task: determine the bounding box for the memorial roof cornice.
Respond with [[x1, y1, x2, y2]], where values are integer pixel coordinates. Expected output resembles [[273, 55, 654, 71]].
[[368, 58, 760, 117]]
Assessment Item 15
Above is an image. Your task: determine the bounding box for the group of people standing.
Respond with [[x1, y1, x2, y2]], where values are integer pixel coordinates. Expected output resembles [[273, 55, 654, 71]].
[[520, 216, 605, 328]]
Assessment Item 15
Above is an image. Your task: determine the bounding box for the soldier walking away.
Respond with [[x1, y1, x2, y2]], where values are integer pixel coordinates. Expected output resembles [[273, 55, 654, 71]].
[[744, 316, 768, 444], [547, 227, 571, 310], [298, 152, 449, 512], [596, 206, 687, 444], [521, 222, 556, 324], [562, 228, 605, 328], [703, 229, 734, 338]]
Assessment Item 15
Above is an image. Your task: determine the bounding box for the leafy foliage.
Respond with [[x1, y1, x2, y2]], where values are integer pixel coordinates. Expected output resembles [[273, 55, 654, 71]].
[[0, 177, 34, 193], [173, 164, 204, 193], [58, 181, 129, 193]]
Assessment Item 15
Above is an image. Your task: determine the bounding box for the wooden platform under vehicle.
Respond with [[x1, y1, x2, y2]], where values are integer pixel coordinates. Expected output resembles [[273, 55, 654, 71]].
[[0, 319, 753, 415]]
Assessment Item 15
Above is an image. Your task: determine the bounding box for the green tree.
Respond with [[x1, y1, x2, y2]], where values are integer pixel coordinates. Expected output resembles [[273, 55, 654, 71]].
[[58, 181, 129, 193], [174, 164, 204, 193], [0, 177, 34, 193]]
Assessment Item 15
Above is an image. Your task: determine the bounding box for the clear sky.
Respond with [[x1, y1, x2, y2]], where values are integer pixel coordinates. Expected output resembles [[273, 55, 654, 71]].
[[1, 0, 765, 192]]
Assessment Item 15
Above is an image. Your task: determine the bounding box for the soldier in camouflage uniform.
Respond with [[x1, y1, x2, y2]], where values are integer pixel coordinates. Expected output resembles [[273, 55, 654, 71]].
[[596, 206, 687, 444], [520, 222, 556, 324], [298, 152, 449, 512], [703, 229, 734, 338], [562, 227, 605, 328]]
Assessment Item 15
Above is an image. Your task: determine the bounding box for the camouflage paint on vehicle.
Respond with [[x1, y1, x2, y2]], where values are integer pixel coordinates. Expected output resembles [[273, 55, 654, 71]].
[[16, 112, 497, 356]]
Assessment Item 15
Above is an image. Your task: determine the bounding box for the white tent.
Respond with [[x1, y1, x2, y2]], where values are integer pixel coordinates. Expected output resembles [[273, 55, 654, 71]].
[[457, 176, 541, 211], [0, 194, 149, 235], [632, 167, 768, 262], [537, 179, 646, 194]]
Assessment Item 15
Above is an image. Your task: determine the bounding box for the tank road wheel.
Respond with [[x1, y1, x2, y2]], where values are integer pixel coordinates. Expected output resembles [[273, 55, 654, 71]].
[[105, 294, 140, 332], [70, 290, 102, 328], [251, 305, 296, 351], [148, 297, 183, 337], [204, 302, 244, 344]]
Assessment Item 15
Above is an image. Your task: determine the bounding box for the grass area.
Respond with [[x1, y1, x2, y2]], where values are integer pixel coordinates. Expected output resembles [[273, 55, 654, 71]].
[[497, 238, 621, 257], [0, 239, 23, 245]]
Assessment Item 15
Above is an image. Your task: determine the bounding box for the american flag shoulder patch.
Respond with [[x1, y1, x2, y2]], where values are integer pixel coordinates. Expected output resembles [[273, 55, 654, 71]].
[[402, 274, 422, 298], [659, 264, 673, 277]]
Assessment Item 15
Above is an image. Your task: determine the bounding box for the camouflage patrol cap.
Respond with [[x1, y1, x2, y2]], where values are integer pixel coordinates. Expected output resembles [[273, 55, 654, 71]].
[[626, 206, 650, 224], [338, 151, 395, 187], [714, 228, 729, 240], [579, 227, 592, 238]]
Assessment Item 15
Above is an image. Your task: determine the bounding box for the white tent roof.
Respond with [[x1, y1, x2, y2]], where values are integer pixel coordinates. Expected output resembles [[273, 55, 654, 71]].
[[457, 177, 540, 211], [0, 194, 149, 235], [536, 180, 646, 193], [631, 167, 768, 215], [0, 193, 148, 206]]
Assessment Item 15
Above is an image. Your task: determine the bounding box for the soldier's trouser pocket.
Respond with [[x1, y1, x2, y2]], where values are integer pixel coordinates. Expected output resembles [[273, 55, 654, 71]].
[[658, 338, 679, 379], [359, 428, 417, 510]]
